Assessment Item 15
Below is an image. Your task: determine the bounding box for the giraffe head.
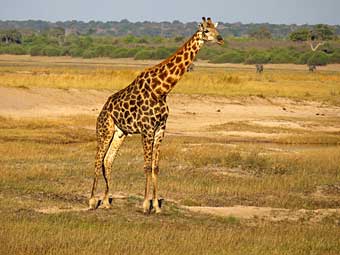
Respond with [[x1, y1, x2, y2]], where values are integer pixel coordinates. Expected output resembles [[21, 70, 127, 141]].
[[199, 17, 224, 45]]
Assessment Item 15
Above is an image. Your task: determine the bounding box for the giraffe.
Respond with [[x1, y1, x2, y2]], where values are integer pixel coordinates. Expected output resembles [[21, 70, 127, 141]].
[[89, 17, 224, 214]]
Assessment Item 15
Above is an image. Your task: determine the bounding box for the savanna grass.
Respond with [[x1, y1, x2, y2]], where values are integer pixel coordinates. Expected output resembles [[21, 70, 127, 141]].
[[1, 116, 340, 254], [1, 55, 340, 254], [1, 58, 340, 105]]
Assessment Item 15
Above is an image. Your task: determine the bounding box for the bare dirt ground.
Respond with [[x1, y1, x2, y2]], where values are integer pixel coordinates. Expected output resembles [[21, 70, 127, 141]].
[[33, 191, 340, 223], [1, 86, 340, 137]]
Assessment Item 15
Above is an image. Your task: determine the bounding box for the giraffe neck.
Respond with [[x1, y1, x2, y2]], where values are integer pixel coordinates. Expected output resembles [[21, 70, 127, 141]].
[[145, 31, 204, 97]]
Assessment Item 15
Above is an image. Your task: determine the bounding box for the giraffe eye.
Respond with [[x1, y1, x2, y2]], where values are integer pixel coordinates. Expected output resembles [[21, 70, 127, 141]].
[[204, 30, 209, 33]]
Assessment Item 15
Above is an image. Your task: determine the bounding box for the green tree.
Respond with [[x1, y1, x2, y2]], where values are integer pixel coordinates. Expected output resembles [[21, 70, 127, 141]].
[[122, 34, 137, 44], [289, 28, 309, 41], [0, 29, 22, 44], [313, 24, 335, 41], [46, 27, 65, 45]]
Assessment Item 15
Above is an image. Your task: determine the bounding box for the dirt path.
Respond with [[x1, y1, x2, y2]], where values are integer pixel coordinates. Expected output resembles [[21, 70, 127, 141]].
[[1, 86, 340, 137], [33, 191, 340, 224]]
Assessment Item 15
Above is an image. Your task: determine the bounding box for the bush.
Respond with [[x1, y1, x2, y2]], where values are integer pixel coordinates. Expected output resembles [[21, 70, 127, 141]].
[[153, 47, 172, 59], [29, 45, 43, 56], [82, 49, 97, 58], [196, 47, 221, 60], [245, 51, 270, 64], [68, 46, 84, 57], [210, 51, 245, 63], [0, 44, 27, 55], [134, 49, 154, 60], [122, 34, 137, 44], [127, 48, 140, 57], [269, 48, 299, 64], [93, 45, 116, 57], [329, 49, 340, 64], [111, 48, 130, 58], [295, 51, 314, 65], [42, 46, 62, 56], [307, 52, 330, 66]]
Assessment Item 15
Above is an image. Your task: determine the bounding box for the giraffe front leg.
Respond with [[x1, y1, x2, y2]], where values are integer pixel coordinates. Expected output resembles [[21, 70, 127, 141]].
[[151, 127, 165, 214], [142, 134, 153, 214]]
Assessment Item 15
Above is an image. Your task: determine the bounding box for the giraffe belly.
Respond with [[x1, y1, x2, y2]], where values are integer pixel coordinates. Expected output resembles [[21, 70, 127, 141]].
[[111, 102, 169, 135]]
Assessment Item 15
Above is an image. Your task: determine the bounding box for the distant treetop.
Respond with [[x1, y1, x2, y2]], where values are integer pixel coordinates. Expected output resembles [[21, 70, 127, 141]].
[[0, 20, 339, 38]]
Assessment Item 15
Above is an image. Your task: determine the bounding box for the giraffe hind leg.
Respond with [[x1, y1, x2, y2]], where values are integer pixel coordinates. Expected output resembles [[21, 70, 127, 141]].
[[102, 126, 126, 208], [151, 126, 165, 214], [89, 117, 115, 209]]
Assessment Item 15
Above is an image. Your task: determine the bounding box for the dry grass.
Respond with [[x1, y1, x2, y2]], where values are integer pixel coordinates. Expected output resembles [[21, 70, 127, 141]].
[[1, 56, 340, 254], [1, 55, 340, 105], [1, 116, 340, 254]]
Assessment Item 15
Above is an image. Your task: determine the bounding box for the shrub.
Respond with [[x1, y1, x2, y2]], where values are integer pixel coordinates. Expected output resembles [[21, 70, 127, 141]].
[[134, 49, 154, 60], [122, 34, 137, 44], [1, 44, 27, 55], [30, 45, 43, 56], [196, 47, 220, 60], [244, 51, 270, 64], [93, 45, 116, 57], [269, 48, 298, 64], [329, 49, 340, 64], [82, 49, 97, 58], [307, 52, 330, 66], [210, 51, 245, 63], [127, 48, 140, 57], [153, 47, 172, 59], [111, 48, 130, 58], [68, 46, 84, 57], [42, 46, 62, 56], [295, 51, 314, 65]]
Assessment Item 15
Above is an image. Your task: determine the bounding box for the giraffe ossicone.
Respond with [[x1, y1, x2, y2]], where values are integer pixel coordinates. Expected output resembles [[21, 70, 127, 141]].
[[89, 17, 224, 214]]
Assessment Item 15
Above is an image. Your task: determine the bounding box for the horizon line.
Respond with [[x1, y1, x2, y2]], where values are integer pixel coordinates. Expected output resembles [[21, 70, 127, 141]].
[[0, 18, 338, 27]]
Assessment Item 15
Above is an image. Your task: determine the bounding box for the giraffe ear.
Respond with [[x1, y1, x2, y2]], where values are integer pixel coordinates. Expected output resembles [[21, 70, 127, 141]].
[[214, 22, 219, 28]]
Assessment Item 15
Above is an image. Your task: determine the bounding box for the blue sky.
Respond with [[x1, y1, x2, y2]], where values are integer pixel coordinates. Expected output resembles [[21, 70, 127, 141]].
[[1, 0, 339, 25]]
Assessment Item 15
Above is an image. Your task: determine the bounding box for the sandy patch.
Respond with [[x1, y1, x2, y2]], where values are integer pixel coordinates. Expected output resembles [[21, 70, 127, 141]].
[[184, 205, 340, 222], [1, 86, 340, 138]]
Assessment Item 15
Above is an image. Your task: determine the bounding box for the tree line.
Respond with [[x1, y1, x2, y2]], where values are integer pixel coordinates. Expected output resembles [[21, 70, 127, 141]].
[[0, 22, 339, 66], [1, 20, 340, 38]]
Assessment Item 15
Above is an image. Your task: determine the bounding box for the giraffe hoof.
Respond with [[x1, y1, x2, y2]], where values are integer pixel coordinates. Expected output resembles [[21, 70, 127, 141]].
[[143, 199, 151, 214], [154, 198, 163, 214], [102, 200, 112, 209], [89, 198, 98, 210], [148, 199, 164, 214]]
